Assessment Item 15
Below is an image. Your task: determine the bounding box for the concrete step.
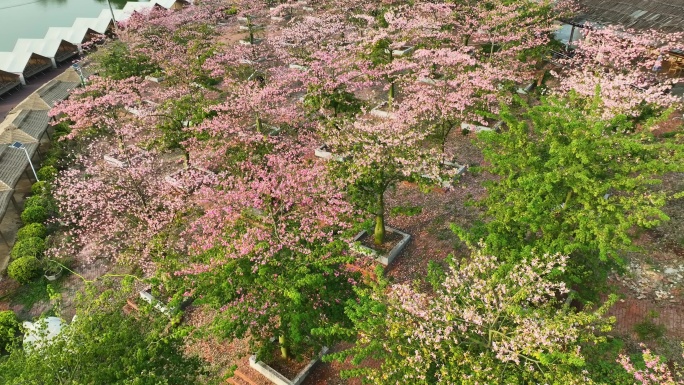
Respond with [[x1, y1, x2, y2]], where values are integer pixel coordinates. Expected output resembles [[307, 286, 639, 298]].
[[235, 369, 259, 385]]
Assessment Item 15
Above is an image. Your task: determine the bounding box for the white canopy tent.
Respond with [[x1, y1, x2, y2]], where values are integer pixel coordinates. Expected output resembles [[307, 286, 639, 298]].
[[22, 317, 66, 350], [0, 52, 52, 85], [13, 38, 79, 68]]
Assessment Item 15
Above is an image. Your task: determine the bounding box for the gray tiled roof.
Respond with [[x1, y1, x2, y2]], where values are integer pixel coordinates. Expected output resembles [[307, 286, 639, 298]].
[[0, 189, 12, 223], [12, 110, 49, 141], [578, 0, 684, 32], [37, 79, 79, 107], [0, 142, 38, 188]]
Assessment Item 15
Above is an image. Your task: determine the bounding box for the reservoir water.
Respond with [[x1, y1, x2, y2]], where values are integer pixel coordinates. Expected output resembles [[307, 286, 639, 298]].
[[0, 0, 139, 51]]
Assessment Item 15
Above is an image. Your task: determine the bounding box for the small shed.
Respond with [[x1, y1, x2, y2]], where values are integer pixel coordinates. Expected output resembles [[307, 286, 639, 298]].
[[0, 52, 52, 85], [13, 38, 79, 68], [154, 0, 191, 11], [0, 69, 21, 98]]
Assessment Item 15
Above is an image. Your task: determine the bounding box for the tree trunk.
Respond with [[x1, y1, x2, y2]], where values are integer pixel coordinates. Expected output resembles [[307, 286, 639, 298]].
[[388, 81, 395, 110], [279, 335, 288, 359], [374, 194, 385, 245], [256, 115, 263, 133]]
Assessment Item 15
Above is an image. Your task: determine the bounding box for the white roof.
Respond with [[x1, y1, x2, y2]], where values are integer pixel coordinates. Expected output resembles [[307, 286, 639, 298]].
[[72, 15, 111, 35], [22, 317, 65, 349], [122, 2, 155, 15], [44, 26, 91, 46], [0, 51, 47, 74], [154, 0, 182, 9], [12, 38, 70, 58]]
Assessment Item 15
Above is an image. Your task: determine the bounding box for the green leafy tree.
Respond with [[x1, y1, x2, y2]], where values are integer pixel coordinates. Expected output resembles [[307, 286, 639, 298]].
[[171, 153, 358, 361], [457, 95, 684, 291], [0, 284, 209, 385], [0, 311, 20, 354]]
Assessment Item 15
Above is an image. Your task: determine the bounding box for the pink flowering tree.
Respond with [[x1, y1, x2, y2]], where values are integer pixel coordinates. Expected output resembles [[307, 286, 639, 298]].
[[118, 11, 222, 86], [49, 147, 192, 271], [322, 108, 446, 245], [618, 344, 684, 385], [551, 25, 683, 119], [170, 149, 358, 360], [383, 0, 566, 151], [327, 249, 615, 384], [50, 76, 147, 141]]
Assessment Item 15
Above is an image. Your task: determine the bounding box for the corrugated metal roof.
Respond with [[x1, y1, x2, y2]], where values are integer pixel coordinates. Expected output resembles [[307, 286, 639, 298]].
[[0, 189, 13, 224], [36, 79, 79, 107], [0, 143, 37, 189], [579, 0, 684, 31], [12, 110, 49, 141]]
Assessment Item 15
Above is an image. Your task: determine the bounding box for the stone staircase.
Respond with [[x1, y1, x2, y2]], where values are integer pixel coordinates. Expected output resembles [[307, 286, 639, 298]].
[[226, 369, 261, 385]]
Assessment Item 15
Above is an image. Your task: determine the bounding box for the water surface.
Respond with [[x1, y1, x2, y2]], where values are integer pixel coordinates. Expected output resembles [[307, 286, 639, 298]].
[[0, 0, 139, 51]]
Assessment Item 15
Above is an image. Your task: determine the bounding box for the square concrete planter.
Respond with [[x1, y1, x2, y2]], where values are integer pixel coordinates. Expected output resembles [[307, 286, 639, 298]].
[[314, 144, 344, 162], [271, 14, 292, 23], [443, 159, 467, 177], [351, 227, 411, 266], [392, 45, 414, 57], [239, 57, 266, 65], [239, 38, 263, 46], [249, 346, 328, 385], [516, 81, 536, 95], [250, 123, 281, 136], [239, 24, 264, 31], [164, 167, 215, 192], [460, 121, 493, 133], [144, 75, 165, 83], [418, 76, 445, 86], [288, 63, 309, 71], [139, 290, 177, 317], [422, 159, 467, 188], [370, 101, 395, 119], [103, 155, 127, 168]]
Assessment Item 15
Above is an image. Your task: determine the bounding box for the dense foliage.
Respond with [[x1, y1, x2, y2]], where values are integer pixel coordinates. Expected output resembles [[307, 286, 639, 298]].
[[0, 285, 208, 385]]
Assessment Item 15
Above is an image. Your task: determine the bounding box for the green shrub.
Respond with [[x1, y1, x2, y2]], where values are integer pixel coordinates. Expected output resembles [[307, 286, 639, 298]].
[[10, 237, 45, 259], [24, 195, 49, 210], [36, 166, 58, 182], [16, 223, 47, 240], [634, 319, 666, 341], [0, 311, 20, 353], [8, 256, 42, 284], [31, 181, 49, 196], [21, 205, 47, 225]]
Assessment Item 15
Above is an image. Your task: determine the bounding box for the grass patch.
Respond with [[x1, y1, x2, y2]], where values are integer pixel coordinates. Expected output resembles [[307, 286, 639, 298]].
[[9, 278, 62, 310], [634, 311, 666, 341], [390, 205, 422, 216]]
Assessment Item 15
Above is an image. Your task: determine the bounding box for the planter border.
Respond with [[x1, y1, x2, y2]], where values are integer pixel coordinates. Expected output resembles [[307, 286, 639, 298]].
[[351, 227, 411, 266], [103, 155, 127, 168], [144, 75, 165, 83], [370, 101, 395, 119], [314, 145, 343, 162], [44, 266, 63, 281], [239, 38, 264, 46], [392, 45, 414, 57], [249, 346, 328, 385]]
